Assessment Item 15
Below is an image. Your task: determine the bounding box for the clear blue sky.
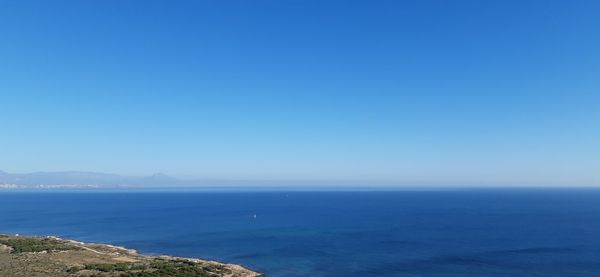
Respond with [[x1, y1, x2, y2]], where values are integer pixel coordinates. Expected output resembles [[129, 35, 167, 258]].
[[1, 0, 599, 185]]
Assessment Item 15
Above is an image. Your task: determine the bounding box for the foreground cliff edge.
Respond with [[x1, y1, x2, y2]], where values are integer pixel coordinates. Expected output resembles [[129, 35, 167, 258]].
[[0, 234, 261, 277]]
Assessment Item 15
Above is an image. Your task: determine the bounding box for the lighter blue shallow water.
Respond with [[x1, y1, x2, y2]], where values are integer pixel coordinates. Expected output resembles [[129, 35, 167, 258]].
[[2, 189, 600, 276]]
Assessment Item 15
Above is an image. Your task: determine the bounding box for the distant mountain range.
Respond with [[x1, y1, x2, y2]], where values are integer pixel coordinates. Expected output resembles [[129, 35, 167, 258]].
[[0, 170, 369, 189], [0, 170, 180, 188]]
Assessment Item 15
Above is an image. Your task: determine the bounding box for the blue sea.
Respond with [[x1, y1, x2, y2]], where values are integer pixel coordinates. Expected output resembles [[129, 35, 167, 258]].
[[2, 189, 600, 276]]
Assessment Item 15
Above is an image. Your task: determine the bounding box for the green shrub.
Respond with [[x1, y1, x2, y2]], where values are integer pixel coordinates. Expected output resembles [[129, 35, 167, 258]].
[[0, 238, 77, 253], [79, 260, 222, 277]]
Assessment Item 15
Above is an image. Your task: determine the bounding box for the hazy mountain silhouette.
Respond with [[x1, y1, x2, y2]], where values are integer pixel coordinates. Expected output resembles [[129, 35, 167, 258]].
[[0, 170, 180, 188]]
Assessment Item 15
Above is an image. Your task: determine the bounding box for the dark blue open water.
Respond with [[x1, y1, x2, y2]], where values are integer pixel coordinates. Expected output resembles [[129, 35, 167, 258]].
[[2, 189, 600, 276]]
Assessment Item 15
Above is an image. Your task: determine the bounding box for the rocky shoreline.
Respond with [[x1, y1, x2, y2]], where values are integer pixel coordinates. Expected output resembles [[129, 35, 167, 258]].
[[0, 234, 261, 277]]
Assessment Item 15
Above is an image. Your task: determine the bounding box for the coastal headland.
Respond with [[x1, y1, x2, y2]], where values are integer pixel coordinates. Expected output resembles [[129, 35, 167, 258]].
[[0, 234, 260, 277]]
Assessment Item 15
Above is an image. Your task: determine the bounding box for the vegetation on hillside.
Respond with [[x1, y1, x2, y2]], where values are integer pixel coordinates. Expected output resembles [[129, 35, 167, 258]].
[[71, 259, 231, 276], [0, 235, 257, 277], [0, 237, 77, 253]]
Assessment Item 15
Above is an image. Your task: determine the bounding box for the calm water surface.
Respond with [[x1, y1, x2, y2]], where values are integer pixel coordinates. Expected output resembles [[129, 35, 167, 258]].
[[1, 189, 600, 276]]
